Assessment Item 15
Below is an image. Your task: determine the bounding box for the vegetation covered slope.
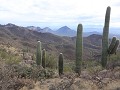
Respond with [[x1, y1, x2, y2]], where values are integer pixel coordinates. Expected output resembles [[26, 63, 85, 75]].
[[0, 23, 103, 60]]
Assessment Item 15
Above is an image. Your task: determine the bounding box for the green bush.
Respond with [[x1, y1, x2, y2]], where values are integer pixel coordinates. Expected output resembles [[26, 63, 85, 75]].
[[82, 60, 102, 74], [46, 54, 57, 69], [0, 48, 21, 65], [107, 51, 120, 68], [12, 64, 55, 81], [6, 55, 21, 65], [64, 62, 74, 72]]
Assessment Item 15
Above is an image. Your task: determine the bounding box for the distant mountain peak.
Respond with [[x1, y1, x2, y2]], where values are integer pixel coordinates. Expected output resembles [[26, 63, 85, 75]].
[[55, 26, 76, 37], [42, 27, 53, 33], [43, 27, 52, 31], [59, 26, 71, 30], [27, 26, 42, 32], [87, 34, 102, 39], [43, 27, 51, 29], [5, 23, 17, 27]]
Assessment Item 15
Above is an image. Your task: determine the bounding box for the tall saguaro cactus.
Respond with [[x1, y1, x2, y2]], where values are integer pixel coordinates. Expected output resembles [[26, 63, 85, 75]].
[[36, 41, 42, 65], [101, 6, 111, 68], [58, 53, 63, 76], [75, 24, 83, 75], [42, 49, 46, 68]]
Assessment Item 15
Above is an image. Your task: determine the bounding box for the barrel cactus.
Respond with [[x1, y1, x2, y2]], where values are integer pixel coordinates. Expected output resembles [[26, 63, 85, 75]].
[[36, 41, 42, 65], [101, 6, 111, 68], [75, 24, 83, 75]]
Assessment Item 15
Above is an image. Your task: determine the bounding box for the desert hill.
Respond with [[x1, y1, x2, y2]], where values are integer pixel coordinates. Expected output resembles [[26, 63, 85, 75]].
[[0, 23, 103, 60]]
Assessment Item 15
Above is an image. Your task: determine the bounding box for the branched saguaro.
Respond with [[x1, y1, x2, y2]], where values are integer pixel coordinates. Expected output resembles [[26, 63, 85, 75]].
[[101, 6, 111, 68]]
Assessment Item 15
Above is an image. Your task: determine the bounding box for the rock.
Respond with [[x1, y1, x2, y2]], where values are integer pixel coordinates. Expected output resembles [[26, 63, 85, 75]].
[[102, 78, 110, 84], [114, 72, 120, 79], [98, 69, 108, 78]]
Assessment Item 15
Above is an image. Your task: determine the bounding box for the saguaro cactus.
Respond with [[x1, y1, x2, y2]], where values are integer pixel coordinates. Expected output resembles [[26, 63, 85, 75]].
[[58, 53, 63, 76], [42, 49, 46, 68], [75, 24, 83, 75], [108, 37, 116, 54], [36, 41, 42, 65], [110, 39, 119, 54], [101, 6, 111, 68]]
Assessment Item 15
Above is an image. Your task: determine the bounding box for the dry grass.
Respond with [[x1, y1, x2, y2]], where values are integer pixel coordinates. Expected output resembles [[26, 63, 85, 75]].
[[20, 67, 120, 90]]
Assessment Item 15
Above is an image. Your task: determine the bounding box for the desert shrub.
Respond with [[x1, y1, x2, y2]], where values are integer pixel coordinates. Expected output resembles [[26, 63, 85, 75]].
[[45, 68, 55, 78], [107, 52, 120, 69], [46, 54, 57, 69], [83, 59, 100, 68], [87, 65, 102, 74], [0, 61, 25, 89], [64, 62, 74, 72], [0, 48, 21, 64], [6, 55, 21, 65], [0, 49, 8, 59], [108, 52, 120, 61], [31, 54, 36, 61], [83, 60, 102, 74], [12, 64, 55, 81]]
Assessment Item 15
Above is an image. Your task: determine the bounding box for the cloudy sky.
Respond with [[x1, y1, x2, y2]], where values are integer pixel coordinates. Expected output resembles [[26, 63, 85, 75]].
[[0, 0, 120, 31]]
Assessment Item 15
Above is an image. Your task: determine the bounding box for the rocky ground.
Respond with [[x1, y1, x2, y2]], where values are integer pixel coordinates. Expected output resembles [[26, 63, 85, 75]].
[[20, 67, 120, 90]]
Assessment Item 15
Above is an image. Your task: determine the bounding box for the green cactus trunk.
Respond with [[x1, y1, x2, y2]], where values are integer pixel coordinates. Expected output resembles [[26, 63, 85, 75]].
[[110, 39, 119, 54], [75, 24, 83, 75], [101, 6, 111, 68], [58, 53, 63, 76], [108, 37, 116, 54], [36, 41, 42, 65], [42, 49, 46, 68]]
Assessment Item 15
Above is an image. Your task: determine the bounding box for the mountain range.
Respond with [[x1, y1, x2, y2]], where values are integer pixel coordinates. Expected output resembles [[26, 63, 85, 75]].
[[27, 25, 76, 37], [27, 25, 104, 37], [0, 23, 104, 60], [27, 25, 120, 38]]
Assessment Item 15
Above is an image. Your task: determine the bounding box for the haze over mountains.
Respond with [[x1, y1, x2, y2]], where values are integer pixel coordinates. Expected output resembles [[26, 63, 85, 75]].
[[27, 26, 76, 37], [27, 25, 101, 37], [27, 25, 120, 38]]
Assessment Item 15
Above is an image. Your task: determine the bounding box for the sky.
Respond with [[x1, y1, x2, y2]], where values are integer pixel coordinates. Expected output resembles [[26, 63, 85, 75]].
[[0, 0, 120, 32]]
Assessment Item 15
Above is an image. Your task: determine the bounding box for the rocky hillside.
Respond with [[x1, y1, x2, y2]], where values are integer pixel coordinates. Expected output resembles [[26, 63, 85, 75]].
[[0, 23, 103, 60]]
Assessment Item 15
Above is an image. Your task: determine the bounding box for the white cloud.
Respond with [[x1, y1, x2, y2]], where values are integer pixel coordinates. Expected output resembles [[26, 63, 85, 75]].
[[0, 0, 120, 29]]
